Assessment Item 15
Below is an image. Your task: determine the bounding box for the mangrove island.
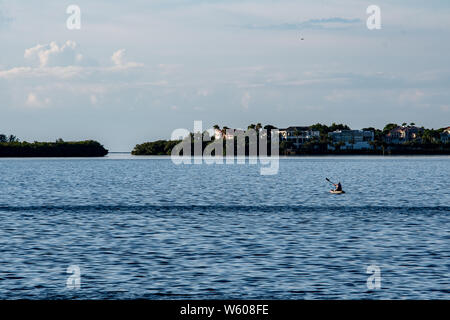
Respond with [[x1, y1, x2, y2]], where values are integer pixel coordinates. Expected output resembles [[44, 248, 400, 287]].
[[0, 134, 108, 157]]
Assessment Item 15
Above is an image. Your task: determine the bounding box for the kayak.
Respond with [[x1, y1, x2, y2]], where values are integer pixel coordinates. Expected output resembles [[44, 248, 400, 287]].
[[330, 190, 345, 194]]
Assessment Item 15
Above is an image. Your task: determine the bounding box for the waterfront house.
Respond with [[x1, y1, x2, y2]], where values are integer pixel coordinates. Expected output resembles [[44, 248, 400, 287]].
[[214, 128, 245, 140], [385, 126, 423, 144], [328, 130, 374, 150], [278, 126, 320, 148], [441, 127, 450, 144]]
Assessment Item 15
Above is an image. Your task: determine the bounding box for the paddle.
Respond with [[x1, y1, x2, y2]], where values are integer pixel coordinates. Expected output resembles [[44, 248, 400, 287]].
[[327, 178, 345, 193]]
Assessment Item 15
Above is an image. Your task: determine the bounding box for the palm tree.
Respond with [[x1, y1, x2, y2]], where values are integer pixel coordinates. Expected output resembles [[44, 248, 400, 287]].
[[222, 126, 230, 137], [294, 129, 301, 147], [8, 135, 18, 143]]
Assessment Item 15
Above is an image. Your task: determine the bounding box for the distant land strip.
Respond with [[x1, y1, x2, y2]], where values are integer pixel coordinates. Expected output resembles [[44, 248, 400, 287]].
[[132, 122, 450, 156], [0, 139, 108, 157]]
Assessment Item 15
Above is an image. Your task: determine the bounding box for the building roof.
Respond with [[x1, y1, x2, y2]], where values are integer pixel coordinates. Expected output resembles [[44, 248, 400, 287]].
[[279, 126, 311, 132], [387, 126, 423, 136], [392, 125, 422, 131]]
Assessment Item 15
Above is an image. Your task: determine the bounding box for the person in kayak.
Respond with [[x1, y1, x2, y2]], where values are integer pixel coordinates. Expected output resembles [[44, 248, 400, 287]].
[[333, 182, 342, 192]]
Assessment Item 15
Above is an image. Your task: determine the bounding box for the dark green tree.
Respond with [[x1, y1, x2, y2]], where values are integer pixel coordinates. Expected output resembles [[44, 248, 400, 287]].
[[383, 123, 398, 134]]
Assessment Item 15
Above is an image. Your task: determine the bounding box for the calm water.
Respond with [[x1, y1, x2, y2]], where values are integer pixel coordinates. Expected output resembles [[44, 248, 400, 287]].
[[0, 156, 448, 299]]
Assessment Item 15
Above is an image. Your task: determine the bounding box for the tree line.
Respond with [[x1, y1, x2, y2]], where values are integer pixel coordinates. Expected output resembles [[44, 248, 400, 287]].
[[0, 135, 108, 157], [132, 122, 450, 156]]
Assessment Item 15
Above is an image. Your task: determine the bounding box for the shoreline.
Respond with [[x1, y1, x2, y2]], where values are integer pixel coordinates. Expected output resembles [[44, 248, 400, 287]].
[[2, 154, 449, 160]]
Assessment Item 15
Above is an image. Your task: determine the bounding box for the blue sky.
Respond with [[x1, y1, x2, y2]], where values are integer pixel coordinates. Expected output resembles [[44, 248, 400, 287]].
[[1, 0, 449, 151]]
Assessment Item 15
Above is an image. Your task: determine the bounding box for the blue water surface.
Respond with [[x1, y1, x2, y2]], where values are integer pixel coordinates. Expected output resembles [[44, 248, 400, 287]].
[[0, 156, 448, 299]]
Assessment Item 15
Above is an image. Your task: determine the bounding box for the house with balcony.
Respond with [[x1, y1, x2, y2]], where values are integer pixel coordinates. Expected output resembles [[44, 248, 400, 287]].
[[328, 130, 374, 150], [385, 126, 423, 144], [278, 126, 320, 148]]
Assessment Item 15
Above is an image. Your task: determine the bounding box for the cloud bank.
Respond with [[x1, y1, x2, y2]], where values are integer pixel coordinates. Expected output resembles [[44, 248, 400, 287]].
[[0, 41, 143, 79]]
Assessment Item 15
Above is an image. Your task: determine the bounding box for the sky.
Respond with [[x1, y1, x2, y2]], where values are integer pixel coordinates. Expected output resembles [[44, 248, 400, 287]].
[[0, 0, 449, 151]]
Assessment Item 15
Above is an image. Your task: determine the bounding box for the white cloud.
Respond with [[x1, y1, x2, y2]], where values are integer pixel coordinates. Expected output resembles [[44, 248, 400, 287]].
[[0, 42, 143, 80], [0, 41, 86, 79], [0, 66, 84, 79], [25, 92, 50, 108], [111, 49, 143, 69], [111, 49, 125, 66], [90, 94, 98, 105], [24, 41, 79, 67]]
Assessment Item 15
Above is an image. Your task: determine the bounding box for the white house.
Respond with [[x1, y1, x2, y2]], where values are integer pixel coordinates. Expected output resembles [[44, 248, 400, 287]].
[[385, 126, 423, 144], [328, 130, 374, 150], [441, 127, 450, 144], [214, 128, 245, 140], [278, 126, 320, 148]]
